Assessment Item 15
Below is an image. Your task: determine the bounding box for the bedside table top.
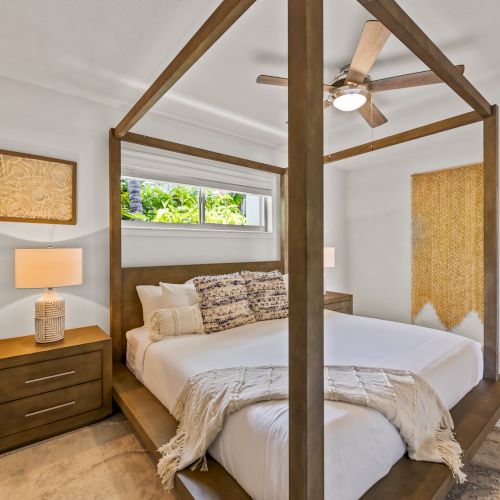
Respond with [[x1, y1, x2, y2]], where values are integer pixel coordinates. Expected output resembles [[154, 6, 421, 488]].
[[0, 326, 109, 362], [324, 291, 352, 304]]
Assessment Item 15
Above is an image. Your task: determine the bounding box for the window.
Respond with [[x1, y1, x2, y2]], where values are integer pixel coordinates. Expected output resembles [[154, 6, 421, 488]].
[[120, 147, 279, 235], [121, 176, 269, 231]]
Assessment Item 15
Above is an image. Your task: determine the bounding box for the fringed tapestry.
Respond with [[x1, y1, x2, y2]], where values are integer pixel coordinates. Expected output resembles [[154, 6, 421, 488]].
[[411, 164, 484, 330]]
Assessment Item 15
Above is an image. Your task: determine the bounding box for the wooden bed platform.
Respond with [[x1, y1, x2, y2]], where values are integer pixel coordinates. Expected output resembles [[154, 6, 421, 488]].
[[113, 362, 500, 499], [113, 363, 249, 499]]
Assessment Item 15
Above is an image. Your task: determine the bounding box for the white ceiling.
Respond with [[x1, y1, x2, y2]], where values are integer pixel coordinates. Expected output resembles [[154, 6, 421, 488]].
[[0, 0, 499, 152]]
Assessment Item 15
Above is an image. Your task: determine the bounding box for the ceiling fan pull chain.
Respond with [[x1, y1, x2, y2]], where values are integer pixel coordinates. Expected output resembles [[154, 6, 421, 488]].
[[329, 105, 334, 155], [327, 106, 331, 155], [370, 98, 374, 151]]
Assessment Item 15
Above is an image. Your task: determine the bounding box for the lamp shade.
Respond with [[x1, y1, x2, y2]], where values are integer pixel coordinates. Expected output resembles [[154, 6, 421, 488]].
[[15, 248, 83, 289], [324, 247, 336, 268]]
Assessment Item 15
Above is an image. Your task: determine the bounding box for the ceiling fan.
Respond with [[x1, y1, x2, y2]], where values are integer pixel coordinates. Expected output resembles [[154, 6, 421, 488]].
[[257, 20, 464, 128]]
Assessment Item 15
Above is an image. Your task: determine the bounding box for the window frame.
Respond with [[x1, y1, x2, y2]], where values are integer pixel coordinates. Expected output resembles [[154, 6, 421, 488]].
[[120, 146, 280, 239]]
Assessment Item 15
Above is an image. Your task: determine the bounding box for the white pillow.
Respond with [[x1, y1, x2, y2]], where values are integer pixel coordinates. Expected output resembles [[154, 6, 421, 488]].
[[136, 285, 163, 327], [149, 305, 204, 341], [160, 282, 199, 308], [283, 273, 289, 292]]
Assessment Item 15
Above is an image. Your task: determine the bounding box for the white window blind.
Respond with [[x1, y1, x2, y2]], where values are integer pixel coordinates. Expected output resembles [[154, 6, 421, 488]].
[[121, 146, 276, 197]]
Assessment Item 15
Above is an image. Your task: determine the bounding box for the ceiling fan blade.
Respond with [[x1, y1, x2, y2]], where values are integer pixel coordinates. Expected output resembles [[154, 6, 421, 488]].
[[256, 75, 289, 87], [371, 65, 465, 92], [357, 97, 388, 128], [257, 74, 334, 93], [324, 100, 332, 109], [346, 20, 391, 84]]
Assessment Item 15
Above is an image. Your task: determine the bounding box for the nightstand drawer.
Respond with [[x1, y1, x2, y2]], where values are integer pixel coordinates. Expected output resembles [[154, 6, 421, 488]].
[[0, 351, 102, 404], [325, 300, 353, 314], [335, 300, 352, 313], [0, 379, 102, 438], [324, 292, 353, 315]]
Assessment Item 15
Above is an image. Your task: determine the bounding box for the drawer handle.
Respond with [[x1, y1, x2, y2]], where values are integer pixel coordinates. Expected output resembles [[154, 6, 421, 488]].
[[25, 370, 76, 384], [25, 401, 76, 418]]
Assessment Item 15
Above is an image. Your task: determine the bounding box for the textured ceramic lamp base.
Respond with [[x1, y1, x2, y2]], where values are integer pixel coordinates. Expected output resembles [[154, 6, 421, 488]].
[[35, 289, 65, 343]]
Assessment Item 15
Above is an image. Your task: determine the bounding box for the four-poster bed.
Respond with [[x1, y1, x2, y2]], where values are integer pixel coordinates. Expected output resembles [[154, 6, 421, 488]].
[[109, 0, 500, 498]]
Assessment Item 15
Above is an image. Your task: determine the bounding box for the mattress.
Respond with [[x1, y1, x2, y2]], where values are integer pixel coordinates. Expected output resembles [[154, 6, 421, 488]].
[[126, 311, 483, 500]]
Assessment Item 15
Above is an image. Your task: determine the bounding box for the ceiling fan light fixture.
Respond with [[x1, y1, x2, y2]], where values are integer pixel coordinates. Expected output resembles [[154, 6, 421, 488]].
[[332, 85, 368, 112]]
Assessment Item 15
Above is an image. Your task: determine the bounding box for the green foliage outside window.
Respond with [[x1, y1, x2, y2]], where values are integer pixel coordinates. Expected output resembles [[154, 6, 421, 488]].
[[205, 189, 246, 225], [121, 178, 247, 225]]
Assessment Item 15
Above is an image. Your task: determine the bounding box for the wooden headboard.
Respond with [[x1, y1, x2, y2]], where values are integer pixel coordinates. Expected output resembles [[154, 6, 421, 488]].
[[119, 260, 283, 359]]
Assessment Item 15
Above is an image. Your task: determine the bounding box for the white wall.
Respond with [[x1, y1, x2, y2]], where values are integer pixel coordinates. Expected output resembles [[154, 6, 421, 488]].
[[0, 75, 284, 339], [345, 124, 487, 344], [0, 76, 114, 340], [123, 227, 279, 267]]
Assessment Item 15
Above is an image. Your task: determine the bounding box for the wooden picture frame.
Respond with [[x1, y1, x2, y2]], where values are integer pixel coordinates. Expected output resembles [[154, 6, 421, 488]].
[[0, 148, 77, 225]]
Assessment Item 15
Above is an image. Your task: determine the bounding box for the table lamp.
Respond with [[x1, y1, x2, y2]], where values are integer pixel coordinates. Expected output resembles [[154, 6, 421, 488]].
[[324, 247, 336, 294], [15, 248, 83, 343]]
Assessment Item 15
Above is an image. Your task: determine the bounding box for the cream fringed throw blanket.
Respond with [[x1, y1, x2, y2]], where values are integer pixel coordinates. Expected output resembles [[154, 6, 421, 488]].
[[157, 366, 466, 489]]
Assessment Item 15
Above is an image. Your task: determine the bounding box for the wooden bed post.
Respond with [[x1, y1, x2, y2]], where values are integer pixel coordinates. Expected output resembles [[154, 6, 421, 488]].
[[357, 0, 491, 118], [109, 129, 123, 362], [280, 170, 289, 274], [288, 0, 325, 498], [483, 105, 499, 381], [114, 0, 256, 138], [324, 111, 482, 164], [121, 132, 284, 174]]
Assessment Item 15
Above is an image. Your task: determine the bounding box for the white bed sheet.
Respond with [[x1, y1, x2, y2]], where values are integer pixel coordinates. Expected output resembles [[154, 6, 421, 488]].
[[127, 311, 483, 500]]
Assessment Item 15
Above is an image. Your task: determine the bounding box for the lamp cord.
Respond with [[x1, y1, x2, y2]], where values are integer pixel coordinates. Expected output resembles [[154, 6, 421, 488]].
[[49, 225, 55, 249]]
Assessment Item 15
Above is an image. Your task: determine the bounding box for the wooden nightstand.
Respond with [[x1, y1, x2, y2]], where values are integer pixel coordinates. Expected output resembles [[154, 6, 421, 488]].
[[324, 291, 353, 314], [0, 325, 112, 453]]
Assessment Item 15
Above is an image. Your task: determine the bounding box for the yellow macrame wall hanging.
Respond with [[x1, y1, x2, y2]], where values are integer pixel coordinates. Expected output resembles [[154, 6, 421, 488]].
[[411, 163, 484, 330]]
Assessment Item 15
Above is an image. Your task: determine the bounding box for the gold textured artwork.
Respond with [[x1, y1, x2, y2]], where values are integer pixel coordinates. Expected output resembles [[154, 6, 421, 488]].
[[0, 149, 76, 224], [412, 164, 483, 330]]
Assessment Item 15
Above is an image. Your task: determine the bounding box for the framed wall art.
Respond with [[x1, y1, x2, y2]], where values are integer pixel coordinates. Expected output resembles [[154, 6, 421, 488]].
[[0, 149, 77, 224]]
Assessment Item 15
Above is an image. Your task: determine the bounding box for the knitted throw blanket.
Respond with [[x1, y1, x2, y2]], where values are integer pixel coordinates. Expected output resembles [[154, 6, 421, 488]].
[[158, 366, 466, 489]]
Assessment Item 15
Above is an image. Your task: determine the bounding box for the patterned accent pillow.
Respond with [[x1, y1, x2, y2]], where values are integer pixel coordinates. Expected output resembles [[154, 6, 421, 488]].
[[192, 273, 256, 334], [241, 270, 289, 321]]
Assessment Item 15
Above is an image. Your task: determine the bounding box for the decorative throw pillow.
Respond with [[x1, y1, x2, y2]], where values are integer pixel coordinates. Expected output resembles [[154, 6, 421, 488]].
[[241, 270, 289, 321], [192, 273, 255, 333], [160, 282, 199, 308], [149, 305, 204, 341]]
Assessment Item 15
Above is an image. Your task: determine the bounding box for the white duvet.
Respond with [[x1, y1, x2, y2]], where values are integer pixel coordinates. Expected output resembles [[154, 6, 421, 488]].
[[127, 311, 482, 500]]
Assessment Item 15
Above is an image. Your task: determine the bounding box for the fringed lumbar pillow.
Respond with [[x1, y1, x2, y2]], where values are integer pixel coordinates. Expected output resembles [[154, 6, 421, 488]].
[[192, 273, 255, 333], [149, 305, 204, 341], [241, 270, 288, 321]]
